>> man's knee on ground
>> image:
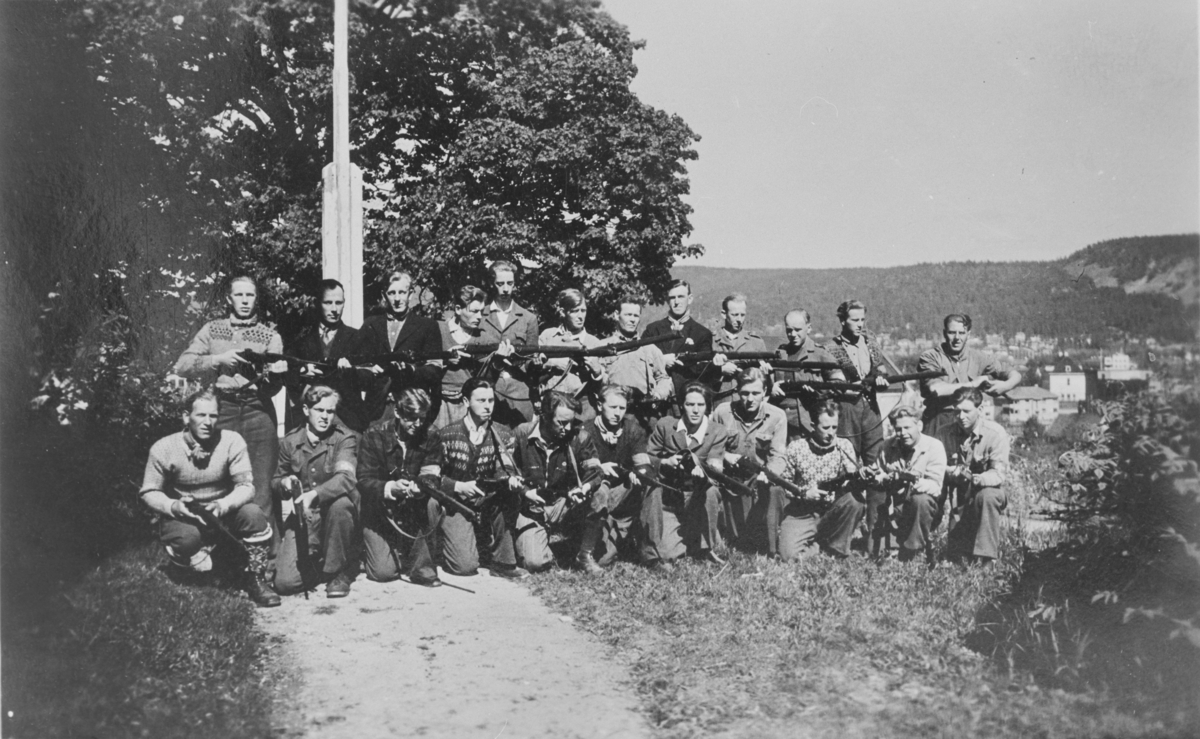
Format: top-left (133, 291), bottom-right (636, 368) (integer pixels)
top-left (974, 487), bottom-right (1005, 512)
top-left (161, 521), bottom-right (204, 558)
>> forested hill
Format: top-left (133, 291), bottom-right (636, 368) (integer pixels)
top-left (666, 235), bottom-right (1199, 342)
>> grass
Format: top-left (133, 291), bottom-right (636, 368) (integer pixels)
top-left (528, 486), bottom-right (1196, 738)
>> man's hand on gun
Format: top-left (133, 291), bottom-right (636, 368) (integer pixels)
top-left (173, 495), bottom-right (208, 523)
top-left (384, 478), bottom-right (420, 501)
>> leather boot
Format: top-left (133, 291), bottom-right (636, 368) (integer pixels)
top-left (574, 519), bottom-right (604, 575)
top-left (245, 542), bottom-right (281, 607)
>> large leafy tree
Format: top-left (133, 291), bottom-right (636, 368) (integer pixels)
top-left (74, 0), bottom-right (701, 340)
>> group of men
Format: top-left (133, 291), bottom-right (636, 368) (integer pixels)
top-left (141, 263), bottom-right (1022, 607)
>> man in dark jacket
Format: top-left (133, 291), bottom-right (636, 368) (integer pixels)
top-left (285, 279), bottom-right (366, 432)
top-left (478, 260), bottom-right (540, 426)
top-left (642, 279), bottom-right (715, 404)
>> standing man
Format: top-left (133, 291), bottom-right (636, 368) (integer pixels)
top-left (479, 260), bottom-right (540, 426)
top-left (272, 385), bottom-right (360, 598)
top-left (419, 377), bottom-right (528, 579)
top-left (537, 289), bottom-right (606, 418)
top-left (711, 293), bottom-right (769, 406)
top-left (139, 388), bottom-right (278, 607)
top-left (285, 279), bottom-right (365, 433)
top-left (597, 298), bottom-right (673, 429)
top-left (712, 368), bottom-right (788, 557)
top-left (642, 279), bottom-right (714, 404)
top-left (356, 271), bottom-right (443, 428)
top-left (511, 392), bottom-right (607, 574)
top-left (770, 309), bottom-right (845, 439)
top-left (944, 387), bottom-right (1010, 564)
top-left (436, 285), bottom-right (511, 430)
top-left (871, 406), bottom-right (947, 564)
top-left (357, 387), bottom-right (442, 586)
top-left (826, 300), bottom-right (891, 554)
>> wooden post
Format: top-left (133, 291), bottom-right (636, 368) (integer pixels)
top-left (322, 0), bottom-right (363, 326)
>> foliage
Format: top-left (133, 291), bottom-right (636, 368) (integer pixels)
top-left (70, 0), bottom-right (701, 342)
top-left (971, 389), bottom-right (1200, 718)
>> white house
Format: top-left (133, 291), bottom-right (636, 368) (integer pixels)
top-left (1047, 363), bottom-right (1089, 403)
top-left (999, 386), bottom-right (1060, 426)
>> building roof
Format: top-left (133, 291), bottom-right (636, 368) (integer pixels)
top-left (1004, 386), bottom-right (1058, 400)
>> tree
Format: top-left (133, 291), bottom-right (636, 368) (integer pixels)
top-left (72, 0), bottom-right (702, 341)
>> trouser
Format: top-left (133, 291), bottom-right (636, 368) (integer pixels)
top-left (361, 497), bottom-right (441, 583)
top-left (894, 493), bottom-right (940, 559)
top-left (275, 496), bottom-right (359, 594)
top-left (778, 492), bottom-right (866, 560)
top-left (159, 503), bottom-right (273, 567)
top-left (433, 396), bottom-right (468, 431)
top-left (864, 488), bottom-right (891, 557)
top-left (838, 396), bottom-right (884, 467)
top-left (946, 486), bottom-right (1007, 560)
top-left (924, 411), bottom-right (966, 531)
top-left (514, 484), bottom-right (622, 571)
top-left (595, 482), bottom-right (641, 566)
top-left (216, 397), bottom-right (279, 518)
top-left (722, 482), bottom-right (782, 556)
top-left (439, 504), bottom-right (516, 576)
top-left (639, 481), bottom-right (721, 563)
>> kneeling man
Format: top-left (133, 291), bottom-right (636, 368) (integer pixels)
top-left (944, 387), bottom-right (1010, 564)
top-left (140, 388), bottom-right (278, 607)
top-left (871, 406), bottom-right (946, 563)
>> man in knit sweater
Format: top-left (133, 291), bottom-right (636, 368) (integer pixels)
top-left (140, 388), bottom-right (279, 607)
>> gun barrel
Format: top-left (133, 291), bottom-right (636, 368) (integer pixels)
top-left (414, 478), bottom-right (481, 524)
top-left (771, 360), bottom-right (842, 371)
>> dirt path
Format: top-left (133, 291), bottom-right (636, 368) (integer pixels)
top-left (259, 568), bottom-right (651, 739)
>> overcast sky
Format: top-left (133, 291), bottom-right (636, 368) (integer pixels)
top-left (601, 0), bottom-right (1199, 269)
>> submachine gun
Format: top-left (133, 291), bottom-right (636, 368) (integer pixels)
top-left (281, 478), bottom-right (316, 599)
top-left (777, 370), bottom-right (946, 396)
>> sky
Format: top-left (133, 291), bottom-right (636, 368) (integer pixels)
top-left (601, 0), bottom-right (1199, 269)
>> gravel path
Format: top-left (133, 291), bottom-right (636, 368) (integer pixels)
top-left (260, 569), bottom-right (651, 739)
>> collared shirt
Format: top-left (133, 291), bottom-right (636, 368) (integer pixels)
top-left (675, 416), bottom-right (710, 449)
top-left (488, 300), bottom-right (512, 330)
top-left (386, 314), bottom-right (407, 350)
top-left (841, 335), bottom-right (871, 378)
top-left (877, 433), bottom-right (947, 496)
top-left (462, 413), bottom-right (487, 446)
top-left (711, 400), bottom-right (787, 476)
top-left (956, 418), bottom-right (1010, 489)
top-left (447, 316), bottom-right (473, 347)
top-left (598, 333), bottom-right (672, 398)
top-left (512, 418), bottom-right (602, 500)
top-left (918, 344), bottom-right (1008, 415)
top-left (319, 323), bottom-right (338, 350)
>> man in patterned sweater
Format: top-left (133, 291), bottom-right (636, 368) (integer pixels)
top-left (140, 388), bottom-right (279, 607)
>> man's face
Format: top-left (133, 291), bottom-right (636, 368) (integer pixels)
top-left (841, 308), bottom-right (866, 339)
top-left (812, 413), bottom-right (838, 446)
top-left (385, 278), bottom-right (412, 317)
top-left (493, 269), bottom-right (515, 300)
top-left (682, 391), bottom-right (707, 427)
top-left (893, 416), bottom-right (921, 448)
top-left (457, 300), bottom-right (485, 330)
top-left (737, 380), bottom-right (764, 414)
top-left (306, 395), bottom-right (339, 435)
top-left (394, 408), bottom-right (428, 441)
top-left (784, 315), bottom-right (810, 347)
top-left (723, 301), bottom-right (747, 334)
top-left (955, 398), bottom-right (982, 431)
top-left (546, 405), bottom-right (577, 442)
top-left (667, 286), bottom-right (691, 318)
top-left (467, 387), bottom-right (494, 424)
top-left (600, 393), bottom-right (627, 429)
top-left (186, 398), bottom-right (219, 442)
top-left (321, 287), bottom-right (345, 326)
top-left (944, 320), bottom-right (969, 354)
top-left (227, 279), bottom-right (257, 319)
top-left (564, 303), bottom-right (587, 332)
top-left (617, 303), bottom-right (642, 336)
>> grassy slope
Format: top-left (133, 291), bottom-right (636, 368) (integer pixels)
top-left (530, 526), bottom-right (1189, 738)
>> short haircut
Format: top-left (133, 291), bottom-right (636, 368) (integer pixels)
top-left (227, 275), bottom-right (256, 294)
top-left (462, 376), bottom-right (494, 401)
top-left (734, 366), bottom-right (768, 390)
top-left (784, 309), bottom-right (811, 326)
top-left (722, 293), bottom-right (748, 313)
top-left (598, 384), bottom-right (630, 403)
top-left (384, 270), bottom-right (412, 289)
top-left (540, 391), bottom-right (581, 423)
top-left (554, 288), bottom-right (586, 320)
top-left (836, 300), bottom-right (866, 322)
top-left (184, 387), bottom-right (219, 414)
top-left (319, 278), bottom-right (344, 298)
top-left (395, 387), bottom-right (432, 419)
top-left (890, 405), bottom-right (920, 422)
top-left (814, 399), bottom-right (840, 421)
top-left (944, 313), bottom-right (972, 331)
top-left (303, 384), bottom-right (340, 408)
top-left (453, 285), bottom-right (486, 309)
top-left (668, 279), bottom-right (691, 294)
top-left (951, 386), bottom-right (984, 409)
top-left (617, 295), bottom-right (644, 311)
top-left (680, 382), bottom-right (712, 412)
top-left (490, 260), bottom-right (518, 280)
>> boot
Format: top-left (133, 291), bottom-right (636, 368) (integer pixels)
top-left (574, 519), bottom-right (604, 575)
top-left (245, 542), bottom-right (281, 608)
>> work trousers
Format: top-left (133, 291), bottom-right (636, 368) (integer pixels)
top-left (439, 504), bottom-right (516, 576)
top-left (837, 396), bottom-right (884, 466)
top-left (778, 493), bottom-right (865, 561)
top-left (894, 493), bottom-right (940, 559)
top-left (514, 484), bottom-right (623, 571)
top-left (946, 486), bottom-right (1007, 560)
top-left (722, 482), bottom-right (783, 557)
top-left (275, 496), bottom-right (358, 594)
top-left (159, 503), bottom-right (272, 563)
top-left (639, 480), bottom-right (722, 563)
top-left (361, 497), bottom-right (441, 583)
top-left (217, 397), bottom-right (279, 518)
top-left (433, 396), bottom-right (469, 431)
top-left (594, 482), bottom-right (642, 566)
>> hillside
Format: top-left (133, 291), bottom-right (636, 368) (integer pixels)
top-left (665, 235), bottom-right (1198, 343)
